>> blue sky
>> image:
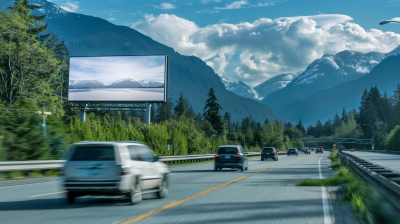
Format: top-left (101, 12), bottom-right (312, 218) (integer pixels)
top-left (50, 0), bottom-right (400, 86)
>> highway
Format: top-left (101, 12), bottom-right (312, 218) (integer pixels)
top-left (0, 153), bottom-right (357, 224)
top-left (352, 151), bottom-right (400, 173)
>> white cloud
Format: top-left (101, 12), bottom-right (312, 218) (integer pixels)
top-left (277, 14), bottom-right (353, 26)
top-left (196, 9), bottom-right (220, 14)
top-left (59, 1), bottom-right (79, 12)
top-left (108, 18), bottom-right (117, 21)
top-left (201, 0), bottom-right (222, 4)
top-left (215, 0), bottom-right (248, 9)
top-left (154, 2), bottom-right (176, 10)
top-left (132, 14), bottom-right (400, 86)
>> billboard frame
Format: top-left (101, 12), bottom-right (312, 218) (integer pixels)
top-left (67, 54), bottom-right (169, 104)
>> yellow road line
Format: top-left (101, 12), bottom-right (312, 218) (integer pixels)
top-left (117, 155), bottom-right (311, 224)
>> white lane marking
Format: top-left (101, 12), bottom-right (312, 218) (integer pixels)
top-left (319, 156), bottom-right (332, 224)
top-left (0, 181), bottom-right (60, 188)
top-left (29, 191), bottom-right (66, 198)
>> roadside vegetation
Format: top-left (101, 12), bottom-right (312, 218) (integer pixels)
top-left (297, 150), bottom-right (399, 223)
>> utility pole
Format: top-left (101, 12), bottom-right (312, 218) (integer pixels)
top-left (243, 134), bottom-right (247, 150)
top-left (170, 125), bottom-right (178, 155)
top-left (42, 103), bottom-right (47, 137)
top-left (211, 134), bottom-right (216, 154)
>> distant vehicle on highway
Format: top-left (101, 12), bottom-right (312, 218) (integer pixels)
top-left (261, 147), bottom-right (279, 161)
top-left (316, 147), bottom-right (324, 153)
top-left (62, 141), bottom-right (169, 204)
top-left (287, 148), bottom-right (298, 156)
top-left (215, 145), bottom-right (248, 171)
top-left (304, 148), bottom-right (311, 154)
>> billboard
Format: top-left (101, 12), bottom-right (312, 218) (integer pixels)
top-left (68, 55), bottom-right (168, 103)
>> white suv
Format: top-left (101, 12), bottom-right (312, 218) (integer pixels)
top-left (62, 141), bottom-right (169, 204)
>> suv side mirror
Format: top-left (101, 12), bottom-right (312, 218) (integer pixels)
top-left (153, 156), bottom-right (159, 162)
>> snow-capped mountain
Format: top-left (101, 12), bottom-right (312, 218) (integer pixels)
top-left (221, 76), bottom-right (263, 101)
top-left (261, 47), bottom-right (400, 111)
top-left (69, 80), bottom-right (105, 89)
top-left (138, 80), bottom-right (164, 87)
top-left (254, 72), bottom-right (301, 98)
top-left (69, 79), bottom-right (164, 89)
top-left (1, 0), bottom-right (68, 18)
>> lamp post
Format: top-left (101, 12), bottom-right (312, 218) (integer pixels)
top-left (363, 124), bottom-right (375, 150)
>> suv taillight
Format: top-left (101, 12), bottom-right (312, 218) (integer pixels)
top-left (235, 154), bottom-right (242, 157)
top-left (272, 151), bottom-right (276, 153)
top-left (287, 150), bottom-right (289, 152)
top-left (215, 154), bottom-right (221, 157)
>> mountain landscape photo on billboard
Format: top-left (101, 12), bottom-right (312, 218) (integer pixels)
top-left (68, 55), bottom-right (166, 102)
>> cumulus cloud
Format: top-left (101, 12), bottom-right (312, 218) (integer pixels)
top-left (215, 0), bottom-right (248, 9)
top-left (154, 2), bottom-right (176, 9)
top-left (59, 1), bottom-right (79, 12)
top-left (132, 14), bottom-right (400, 86)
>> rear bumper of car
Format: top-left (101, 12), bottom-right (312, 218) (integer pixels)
top-left (64, 180), bottom-right (127, 195)
top-left (261, 155), bottom-right (277, 158)
top-left (215, 163), bottom-right (243, 168)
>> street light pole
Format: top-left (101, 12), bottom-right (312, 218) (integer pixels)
top-left (363, 124), bottom-right (375, 150)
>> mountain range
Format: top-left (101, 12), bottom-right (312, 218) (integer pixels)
top-left (254, 72), bottom-right (301, 99)
top-left (69, 79), bottom-right (164, 89)
top-left (260, 49), bottom-right (397, 112)
top-left (220, 76), bottom-right (263, 100)
top-left (0, 0), bottom-right (278, 122)
top-left (279, 54), bottom-right (400, 124)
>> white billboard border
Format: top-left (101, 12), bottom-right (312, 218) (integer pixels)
top-left (67, 54), bottom-right (169, 104)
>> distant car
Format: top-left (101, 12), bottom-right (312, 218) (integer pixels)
top-left (261, 147), bottom-right (279, 161)
top-left (287, 148), bottom-right (298, 156)
top-left (311, 148), bottom-right (315, 151)
top-left (304, 148), bottom-right (311, 154)
top-left (316, 147), bottom-right (324, 153)
top-left (215, 145), bottom-right (248, 171)
top-left (62, 141), bottom-right (170, 205)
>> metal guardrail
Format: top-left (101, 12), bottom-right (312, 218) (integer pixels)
top-left (0, 152), bottom-right (285, 172)
top-left (339, 152), bottom-right (400, 211)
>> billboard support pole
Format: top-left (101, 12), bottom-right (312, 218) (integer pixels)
top-left (145, 103), bottom-right (151, 126)
top-left (80, 111), bottom-right (86, 122)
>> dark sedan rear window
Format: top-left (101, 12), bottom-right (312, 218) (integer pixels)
top-left (262, 148), bottom-right (274, 152)
top-left (70, 146), bottom-right (115, 161)
top-left (217, 147), bottom-right (238, 154)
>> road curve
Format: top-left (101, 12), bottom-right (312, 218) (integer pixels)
top-left (0, 153), bottom-right (355, 224)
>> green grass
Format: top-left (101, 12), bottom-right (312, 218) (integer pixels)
top-left (296, 166), bottom-right (352, 186)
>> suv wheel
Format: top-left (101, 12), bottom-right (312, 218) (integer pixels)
top-left (157, 178), bottom-right (168, 199)
top-left (128, 183), bottom-right (142, 205)
top-left (261, 158), bottom-right (264, 161)
top-left (240, 165), bottom-right (244, 171)
top-left (67, 192), bottom-right (76, 204)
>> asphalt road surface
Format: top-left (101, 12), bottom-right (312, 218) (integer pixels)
top-left (0, 152), bottom-right (358, 224)
top-left (352, 151), bottom-right (400, 173)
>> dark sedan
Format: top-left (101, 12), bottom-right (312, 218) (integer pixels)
top-left (287, 148), bottom-right (298, 156)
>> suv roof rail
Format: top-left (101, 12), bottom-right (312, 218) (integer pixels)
top-left (117, 140), bottom-right (143, 144)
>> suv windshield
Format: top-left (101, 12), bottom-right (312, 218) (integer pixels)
top-left (217, 147), bottom-right (239, 154)
top-left (70, 146), bottom-right (115, 161)
top-left (262, 148), bottom-right (274, 152)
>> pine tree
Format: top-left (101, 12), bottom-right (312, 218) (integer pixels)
top-left (156, 98), bottom-right (173, 122)
top-left (264, 118), bottom-right (270, 125)
top-left (333, 112), bottom-right (341, 128)
top-left (295, 118), bottom-right (306, 135)
top-left (315, 120), bottom-right (323, 138)
top-left (203, 88), bottom-right (224, 134)
top-left (341, 108), bottom-right (348, 123)
top-left (223, 111), bottom-right (232, 130)
top-left (174, 93), bottom-right (188, 116)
